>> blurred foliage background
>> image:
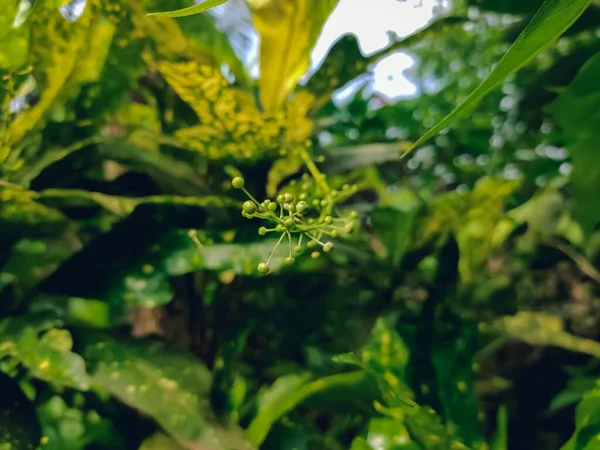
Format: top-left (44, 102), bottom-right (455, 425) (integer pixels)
top-left (1, 0), bottom-right (600, 449)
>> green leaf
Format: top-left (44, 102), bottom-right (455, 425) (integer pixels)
top-left (249, 0), bottom-right (339, 112)
top-left (364, 418), bottom-right (419, 450)
top-left (404, 0), bottom-right (591, 156)
top-left (546, 52), bottom-right (600, 235)
top-left (0, 315), bottom-right (90, 390)
top-left (147, 0), bottom-right (228, 17)
top-left (37, 396), bottom-right (126, 450)
top-left (371, 203), bottom-right (418, 267)
top-left (482, 312), bottom-right (600, 358)
top-left (247, 371), bottom-right (371, 446)
top-left (362, 318), bottom-right (410, 379)
top-left (81, 334), bottom-right (215, 446)
top-left (561, 387), bottom-right (600, 450)
top-left (0, 372), bottom-right (41, 450)
top-left (139, 433), bottom-right (186, 450)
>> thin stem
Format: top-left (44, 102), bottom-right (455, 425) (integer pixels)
top-left (188, 230), bottom-right (204, 249)
top-left (300, 148), bottom-right (330, 195)
top-left (241, 186), bottom-right (262, 207)
top-left (266, 232), bottom-right (286, 265)
top-left (305, 233), bottom-right (325, 247)
top-left (286, 230), bottom-right (293, 257)
top-left (548, 239), bottom-right (600, 284)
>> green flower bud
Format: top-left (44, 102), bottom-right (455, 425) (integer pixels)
top-left (331, 230), bottom-right (339, 238)
top-left (324, 216), bottom-right (333, 225)
top-left (331, 190), bottom-right (339, 198)
top-left (283, 218), bottom-right (295, 229)
top-left (243, 200), bottom-right (256, 214)
top-left (307, 240), bottom-right (317, 249)
top-left (294, 246), bottom-right (303, 254)
top-left (299, 193), bottom-right (307, 200)
top-left (323, 242), bottom-right (334, 253)
top-left (320, 199), bottom-right (329, 208)
top-left (258, 226), bottom-right (267, 236)
top-left (296, 201), bottom-right (309, 214)
top-left (284, 193), bottom-right (294, 203)
top-left (268, 201), bottom-right (278, 211)
top-left (311, 251), bottom-right (320, 259)
top-left (232, 177), bottom-right (245, 189)
top-left (284, 256), bottom-right (295, 266)
top-left (277, 195), bottom-right (285, 203)
top-left (349, 210), bottom-right (358, 219)
top-left (257, 263), bottom-right (270, 274)
top-left (342, 184), bottom-right (350, 191)
top-left (276, 224), bottom-right (284, 232)
top-left (312, 199), bottom-right (320, 207)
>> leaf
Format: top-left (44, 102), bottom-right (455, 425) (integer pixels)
top-left (0, 315), bottom-right (90, 390)
top-left (322, 143), bottom-right (408, 175)
top-left (362, 318), bottom-right (410, 379)
top-left (546, 52), bottom-right (600, 235)
top-left (371, 203), bottom-right (418, 267)
top-left (404, 0), bottom-right (591, 156)
top-left (81, 334), bottom-right (215, 447)
top-left (9, 3), bottom-right (93, 146)
top-left (249, 0), bottom-right (339, 112)
top-left (37, 396), bottom-right (126, 450)
top-left (139, 433), bottom-right (187, 450)
top-left (0, 372), bottom-right (41, 450)
top-left (247, 371), bottom-right (370, 446)
top-left (482, 312), bottom-right (600, 358)
top-left (147, 0), bottom-right (229, 17)
top-left (0, 184), bottom-right (67, 237)
top-left (363, 418), bottom-right (419, 450)
top-left (561, 387), bottom-right (600, 450)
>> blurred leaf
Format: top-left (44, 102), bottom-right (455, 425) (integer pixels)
top-left (0, 372), bottom-right (41, 450)
top-left (371, 202), bottom-right (418, 267)
top-left (550, 377), bottom-right (599, 412)
top-left (405, 0), bottom-right (591, 155)
top-left (491, 405), bottom-right (508, 450)
top-left (139, 432), bottom-right (186, 449)
top-left (37, 396), bottom-right (126, 450)
top-left (561, 387), bottom-right (600, 450)
top-left (363, 418), bottom-right (418, 450)
top-left (322, 143), bottom-right (407, 174)
top-left (247, 371), bottom-right (370, 446)
top-left (0, 184), bottom-right (67, 237)
top-left (483, 312), bottom-right (600, 357)
top-left (81, 334), bottom-right (215, 446)
top-left (362, 318), bottom-right (410, 379)
top-left (546, 52), bottom-right (600, 235)
top-left (9, 3), bottom-right (93, 146)
top-left (249, 0), bottom-right (338, 112)
top-left (0, 315), bottom-right (89, 390)
top-left (148, 0), bottom-right (228, 17)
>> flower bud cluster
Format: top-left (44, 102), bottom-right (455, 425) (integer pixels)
top-left (231, 175), bottom-right (358, 275)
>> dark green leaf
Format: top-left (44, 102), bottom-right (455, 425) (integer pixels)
top-left (546, 52), bottom-right (600, 235)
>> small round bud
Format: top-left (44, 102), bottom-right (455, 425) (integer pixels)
top-left (258, 226), bottom-right (267, 236)
top-left (349, 210), bottom-right (358, 219)
top-left (311, 251), bottom-right (320, 259)
top-left (331, 190), bottom-right (339, 198)
top-left (268, 202), bottom-right (278, 211)
top-left (283, 218), bottom-right (295, 229)
top-left (242, 200), bottom-right (256, 214)
top-left (324, 216), bottom-right (333, 225)
top-left (323, 242), bottom-right (334, 253)
top-left (232, 177), bottom-right (245, 189)
top-left (277, 195), bottom-right (285, 204)
top-left (312, 199), bottom-right (320, 207)
top-left (289, 180), bottom-right (297, 187)
top-left (331, 230), bottom-right (339, 238)
top-left (275, 224), bottom-right (284, 232)
top-left (299, 193), bottom-right (307, 200)
top-left (342, 184), bottom-right (350, 191)
top-left (257, 263), bottom-right (270, 274)
top-left (301, 183), bottom-right (310, 191)
top-left (284, 193), bottom-right (293, 203)
top-left (320, 199), bottom-right (329, 208)
top-left (307, 218), bottom-right (314, 225)
top-left (294, 246), bottom-right (303, 254)
top-left (351, 184), bottom-right (358, 192)
top-left (307, 240), bottom-right (317, 249)
top-left (296, 201), bottom-right (309, 214)
top-left (284, 256), bottom-right (295, 266)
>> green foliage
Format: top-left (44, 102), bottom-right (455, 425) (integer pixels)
top-left (405, 0), bottom-right (592, 154)
top-left (1, 0), bottom-right (600, 449)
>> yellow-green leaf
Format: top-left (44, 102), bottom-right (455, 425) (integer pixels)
top-left (250, 0), bottom-right (338, 112)
top-left (404, 0), bottom-right (591, 156)
top-left (147, 0), bottom-right (228, 17)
